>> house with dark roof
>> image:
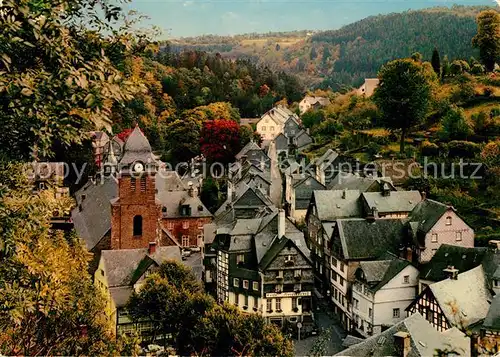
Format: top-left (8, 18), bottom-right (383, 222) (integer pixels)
top-left (235, 140), bottom-right (270, 170)
top-left (328, 218), bottom-right (407, 331)
top-left (406, 266), bottom-right (491, 332)
top-left (335, 312), bottom-right (470, 357)
top-left (212, 210), bottom-right (315, 332)
top-left (406, 199), bottom-right (474, 263)
top-left (351, 255), bottom-right (419, 337)
top-left (328, 172), bottom-right (396, 193)
top-left (284, 173), bottom-right (326, 222)
top-left (361, 190), bottom-right (422, 219)
top-left (93, 244), bottom-right (203, 336)
top-left (418, 244), bottom-right (499, 293)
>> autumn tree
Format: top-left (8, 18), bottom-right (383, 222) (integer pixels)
top-left (200, 119), bottom-right (241, 164)
top-left (374, 59), bottom-right (434, 153)
top-left (472, 10), bottom-right (500, 72)
top-left (0, 0), bottom-right (146, 160)
top-left (0, 162), bottom-right (125, 355)
top-left (431, 48), bottom-right (441, 76)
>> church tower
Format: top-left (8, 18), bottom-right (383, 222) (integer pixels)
top-left (110, 126), bottom-right (161, 249)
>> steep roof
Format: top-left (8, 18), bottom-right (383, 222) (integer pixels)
top-left (362, 191), bottom-right (421, 214)
top-left (419, 244), bottom-right (490, 282)
top-left (358, 258), bottom-right (412, 292)
top-left (337, 218), bottom-right (405, 260)
top-left (428, 266), bottom-right (491, 329)
top-left (235, 141), bottom-right (262, 160)
top-left (156, 169), bottom-right (187, 192)
top-left (314, 148), bottom-right (339, 167)
top-left (101, 246), bottom-right (181, 287)
top-left (483, 294), bottom-right (500, 332)
top-left (335, 313), bottom-right (469, 357)
top-left (156, 190), bottom-right (212, 218)
top-left (312, 190), bottom-right (362, 221)
top-left (408, 199), bottom-right (454, 234)
top-left (293, 175), bottom-right (326, 210)
top-left (71, 176), bottom-right (118, 250)
top-left (119, 126), bottom-right (157, 166)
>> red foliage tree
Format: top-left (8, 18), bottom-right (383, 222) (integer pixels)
top-left (200, 119), bottom-right (241, 164)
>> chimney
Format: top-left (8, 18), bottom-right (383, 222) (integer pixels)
top-left (443, 266), bottom-right (459, 280)
top-left (278, 209), bottom-right (285, 239)
top-left (394, 331), bottom-right (411, 357)
top-left (148, 241), bottom-right (157, 254)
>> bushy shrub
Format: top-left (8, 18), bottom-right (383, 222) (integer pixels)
top-left (439, 106), bottom-right (472, 141)
top-left (421, 140), bottom-right (439, 156)
top-left (447, 140), bottom-right (481, 158)
top-left (471, 63), bottom-right (485, 75)
top-left (366, 142), bottom-right (382, 157)
top-left (450, 82), bottom-right (476, 104)
top-left (404, 145), bottom-right (417, 158)
top-left (450, 60), bottom-right (470, 75)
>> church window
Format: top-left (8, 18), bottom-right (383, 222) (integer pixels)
top-left (130, 178), bottom-right (136, 191)
top-left (140, 177), bottom-right (146, 192)
top-left (133, 215), bottom-right (143, 236)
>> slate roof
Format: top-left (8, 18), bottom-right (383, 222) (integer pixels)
top-left (337, 218), bottom-right (406, 260)
top-left (314, 149), bottom-right (339, 167)
top-left (483, 294), bottom-right (500, 332)
top-left (358, 258), bottom-right (412, 292)
top-left (102, 246), bottom-right (181, 287)
top-left (295, 129), bottom-right (313, 149)
top-left (293, 175), bottom-right (326, 210)
top-left (428, 266), bottom-right (491, 329)
top-left (408, 199), bottom-right (454, 234)
top-left (109, 286), bottom-right (134, 308)
top-left (335, 313), bottom-right (470, 357)
top-left (235, 141), bottom-right (262, 160)
top-left (362, 191), bottom-right (421, 214)
top-left (419, 244), bottom-right (490, 282)
top-left (329, 172), bottom-right (395, 192)
top-left (322, 222), bottom-right (336, 240)
top-left (204, 223), bottom-right (218, 245)
top-left (311, 190), bottom-right (362, 221)
top-left (341, 335), bottom-right (364, 348)
top-left (156, 169), bottom-right (187, 192)
top-left (156, 190), bottom-right (212, 218)
top-left (119, 126), bottom-right (158, 167)
top-left (71, 176), bottom-right (118, 250)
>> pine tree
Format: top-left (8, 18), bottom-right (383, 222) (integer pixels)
top-left (431, 48), bottom-right (441, 76)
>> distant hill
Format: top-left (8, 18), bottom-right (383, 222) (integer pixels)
top-left (165, 5), bottom-right (492, 89)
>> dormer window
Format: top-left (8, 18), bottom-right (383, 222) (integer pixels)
top-left (198, 205), bottom-right (203, 212)
top-left (446, 216), bottom-right (452, 226)
top-left (181, 205), bottom-right (191, 216)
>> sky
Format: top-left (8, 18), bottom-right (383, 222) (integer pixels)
top-left (125, 0), bottom-right (494, 38)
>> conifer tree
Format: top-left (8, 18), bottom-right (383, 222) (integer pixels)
top-left (431, 48), bottom-right (441, 76)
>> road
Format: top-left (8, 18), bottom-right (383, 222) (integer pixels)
top-left (267, 140), bottom-right (283, 207)
top-left (294, 300), bottom-right (346, 356)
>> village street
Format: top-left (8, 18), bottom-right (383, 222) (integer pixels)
top-left (294, 299), bottom-right (346, 356)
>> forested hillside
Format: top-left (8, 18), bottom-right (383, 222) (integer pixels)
top-left (168, 5), bottom-right (491, 88)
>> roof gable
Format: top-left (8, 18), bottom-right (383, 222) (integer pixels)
top-left (312, 189), bottom-right (362, 221)
top-left (362, 191), bottom-right (421, 214)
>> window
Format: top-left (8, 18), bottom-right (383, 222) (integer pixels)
top-left (276, 298), bottom-right (282, 311)
top-left (277, 270), bottom-right (283, 279)
top-left (130, 178), bottom-right (136, 191)
top-left (140, 177), bottom-right (146, 192)
top-left (331, 257), bottom-right (337, 267)
top-left (294, 283), bottom-right (301, 291)
top-left (253, 296), bottom-right (258, 309)
top-left (340, 277), bottom-right (344, 286)
top-left (243, 280), bottom-right (249, 289)
top-left (244, 294), bottom-right (249, 307)
top-left (393, 308), bottom-right (400, 318)
top-left (294, 270), bottom-right (301, 278)
top-left (253, 282), bottom-right (259, 291)
top-left (262, 126), bottom-right (266, 131)
top-left (235, 293), bottom-right (239, 306)
top-left (183, 221), bottom-right (189, 229)
top-left (353, 298), bottom-right (359, 309)
top-left (270, 126), bottom-right (275, 131)
top-left (292, 298), bottom-right (298, 310)
top-left (168, 221), bottom-right (174, 230)
top-left (233, 278), bottom-right (239, 287)
top-left (267, 299), bottom-right (272, 312)
top-left (133, 215), bottom-right (143, 236)
top-left (446, 216), bottom-right (452, 226)
top-left (198, 222), bottom-right (204, 229)
top-left (368, 308), bottom-right (373, 318)
top-left (332, 271), bottom-right (337, 282)
top-left (182, 236), bottom-right (189, 247)
top-left (431, 233), bottom-right (438, 243)
top-left (340, 262), bottom-right (344, 272)
top-left (403, 275), bottom-right (410, 284)
top-left (456, 231), bottom-right (462, 241)
top-left (237, 254), bottom-right (245, 264)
